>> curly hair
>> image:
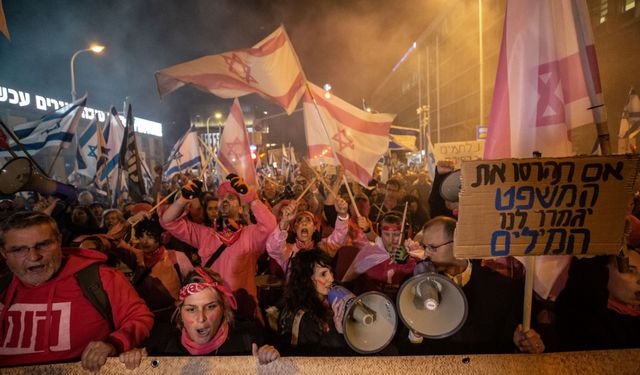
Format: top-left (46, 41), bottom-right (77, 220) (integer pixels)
top-left (134, 214), bottom-right (163, 243)
top-left (173, 268), bottom-right (235, 329)
top-left (282, 249), bottom-right (333, 325)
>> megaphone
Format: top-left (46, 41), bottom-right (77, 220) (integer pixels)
top-left (328, 286), bottom-right (397, 354)
top-left (0, 157), bottom-right (78, 201)
top-left (439, 170), bottom-right (461, 202)
top-left (396, 272), bottom-right (468, 338)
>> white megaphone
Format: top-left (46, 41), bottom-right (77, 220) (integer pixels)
top-left (396, 269), bottom-right (468, 338)
top-left (328, 286), bottom-right (397, 354)
top-left (439, 170), bottom-right (461, 202)
top-left (0, 157), bottom-right (78, 201)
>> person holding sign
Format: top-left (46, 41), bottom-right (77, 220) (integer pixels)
top-left (407, 216), bottom-right (545, 355)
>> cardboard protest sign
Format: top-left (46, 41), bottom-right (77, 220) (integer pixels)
top-left (455, 155), bottom-right (640, 258)
top-left (433, 140), bottom-right (485, 169)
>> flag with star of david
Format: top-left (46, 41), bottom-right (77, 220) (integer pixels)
top-left (164, 130), bottom-right (204, 179)
top-left (216, 98), bottom-right (257, 188)
top-left (76, 117), bottom-right (99, 178)
top-left (95, 107), bottom-right (125, 199)
top-left (155, 25), bottom-right (306, 115)
top-left (303, 82), bottom-right (394, 186)
top-left (484, 0), bottom-right (605, 159)
top-left (482, 0), bottom-right (606, 301)
top-left (0, 95), bottom-right (87, 157)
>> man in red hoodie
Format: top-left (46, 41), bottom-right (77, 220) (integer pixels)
top-left (0, 212), bottom-right (153, 370)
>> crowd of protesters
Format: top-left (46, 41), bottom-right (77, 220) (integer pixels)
top-left (0, 159), bottom-right (638, 370)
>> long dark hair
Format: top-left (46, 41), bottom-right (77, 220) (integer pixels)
top-left (282, 249), bottom-right (333, 323)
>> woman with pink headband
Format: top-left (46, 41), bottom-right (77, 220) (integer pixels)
top-left (118, 267), bottom-right (279, 368)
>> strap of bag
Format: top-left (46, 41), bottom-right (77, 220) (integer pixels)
top-left (291, 309), bottom-right (306, 347)
top-left (204, 243), bottom-right (228, 269)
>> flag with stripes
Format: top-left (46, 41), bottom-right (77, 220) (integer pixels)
top-left (389, 125), bottom-right (419, 151)
top-left (164, 130), bottom-right (204, 179)
top-left (303, 82), bottom-right (394, 186)
top-left (95, 107), bottom-right (125, 197)
top-left (155, 25), bottom-right (305, 115)
top-left (0, 95), bottom-right (87, 157)
top-left (76, 118), bottom-right (99, 177)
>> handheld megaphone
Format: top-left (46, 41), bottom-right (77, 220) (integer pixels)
top-left (396, 271), bottom-right (468, 338)
top-left (328, 286), bottom-right (397, 354)
top-left (439, 170), bottom-right (461, 202)
top-left (0, 157), bottom-right (78, 201)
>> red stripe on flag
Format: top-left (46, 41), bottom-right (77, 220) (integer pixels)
top-left (307, 91), bottom-right (391, 136)
top-left (307, 144), bottom-right (373, 185)
top-left (177, 72), bottom-right (304, 112)
top-left (246, 29), bottom-right (287, 57)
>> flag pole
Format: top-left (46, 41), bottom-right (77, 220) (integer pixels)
top-left (342, 175), bottom-right (361, 218)
top-left (294, 177), bottom-right (317, 204)
top-left (47, 146), bottom-right (65, 176)
top-left (0, 119), bottom-right (49, 176)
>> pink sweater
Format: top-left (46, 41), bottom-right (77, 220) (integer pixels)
top-left (266, 216), bottom-right (350, 276)
top-left (160, 200), bottom-right (276, 322)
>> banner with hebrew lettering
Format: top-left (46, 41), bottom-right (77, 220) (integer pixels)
top-left (433, 140), bottom-right (485, 169)
top-left (455, 155), bottom-right (640, 258)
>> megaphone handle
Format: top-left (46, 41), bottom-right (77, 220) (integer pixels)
top-left (52, 182), bottom-right (78, 202)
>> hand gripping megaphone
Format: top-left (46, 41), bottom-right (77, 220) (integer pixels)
top-left (0, 157), bottom-right (78, 201)
top-left (328, 286), bottom-right (397, 354)
top-left (396, 269), bottom-right (468, 338)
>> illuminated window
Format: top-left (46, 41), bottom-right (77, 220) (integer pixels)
top-left (623, 0), bottom-right (635, 11)
top-left (600, 0), bottom-right (608, 23)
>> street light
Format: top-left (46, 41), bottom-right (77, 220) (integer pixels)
top-left (205, 112), bottom-right (223, 146)
top-left (70, 44), bottom-right (106, 101)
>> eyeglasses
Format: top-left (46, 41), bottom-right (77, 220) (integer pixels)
top-left (3, 239), bottom-right (58, 258)
top-left (423, 240), bottom-right (453, 252)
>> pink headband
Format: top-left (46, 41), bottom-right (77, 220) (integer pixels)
top-left (381, 224), bottom-right (402, 231)
top-left (179, 268), bottom-right (238, 310)
top-left (216, 181), bottom-right (239, 200)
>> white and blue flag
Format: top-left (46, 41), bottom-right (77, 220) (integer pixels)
top-left (164, 130), bottom-right (203, 179)
top-left (0, 95), bottom-right (87, 157)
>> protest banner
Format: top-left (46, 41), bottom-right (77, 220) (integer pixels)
top-left (455, 155), bottom-right (640, 258)
top-left (433, 140), bottom-right (485, 169)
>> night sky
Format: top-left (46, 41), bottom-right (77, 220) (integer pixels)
top-left (0, 0), bottom-right (437, 147)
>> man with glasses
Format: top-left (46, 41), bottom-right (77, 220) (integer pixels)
top-left (0, 212), bottom-right (153, 370)
top-left (409, 216), bottom-right (545, 355)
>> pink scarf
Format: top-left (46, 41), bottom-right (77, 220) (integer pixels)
top-left (295, 238), bottom-right (314, 250)
top-left (181, 320), bottom-right (230, 355)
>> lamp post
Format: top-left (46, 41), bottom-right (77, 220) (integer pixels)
top-left (206, 112), bottom-right (223, 146)
top-left (70, 44), bottom-right (105, 101)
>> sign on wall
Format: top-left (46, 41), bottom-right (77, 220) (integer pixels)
top-left (455, 155), bottom-right (640, 258)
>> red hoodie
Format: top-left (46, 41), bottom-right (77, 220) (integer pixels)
top-left (0, 248), bottom-right (153, 367)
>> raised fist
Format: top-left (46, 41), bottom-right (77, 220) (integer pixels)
top-left (181, 179), bottom-right (203, 200)
top-left (226, 173), bottom-right (257, 203)
top-left (227, 173), bottom-right (249, 194)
